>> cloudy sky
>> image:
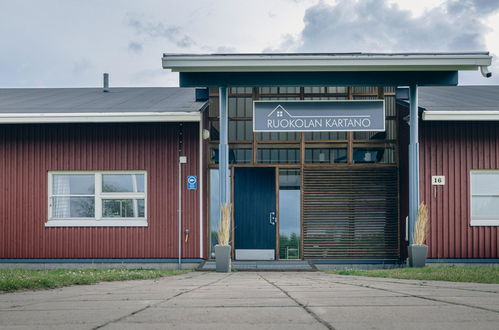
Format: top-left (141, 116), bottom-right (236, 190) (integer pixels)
top-left (1, 0), bottom-right (498, 88)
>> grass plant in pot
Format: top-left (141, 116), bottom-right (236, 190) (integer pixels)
top-left (409, 202), bottom-right (429, 267)
top-left (215, 203), bottom-right (231, 273)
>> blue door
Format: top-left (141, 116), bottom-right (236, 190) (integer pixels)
top-left (234, 167), bottom-right (276, 260)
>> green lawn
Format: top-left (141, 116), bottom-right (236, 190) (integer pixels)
top-left (327, 267), bottom-right (499, 284)
top-left (0, 269), bottom-right (190, 293)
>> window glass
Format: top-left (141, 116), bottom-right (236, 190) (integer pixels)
top-left (102, 174), bottom-right (145, 193)
top-left (305, 148), bottom-right (347, 164)
top-left (52, 174), bottom-right (94, 195)
top-left (257, 147), bottom-right (300, 164)
top-left (471, 171), bottom-right (499, 224)
top-left (472, 196), bottom-right (499, 219)
top-left (209, 169), bottom-right (220, 258)
top-left (49, 172), bottom-right (147, 223)
top-left (472, 172), bottom-right (499, 195)
top-left (353, 148), bottom-right (395, 164)
top-left (52, 197), bottom-right (95, 218)
top-left (103, 199), bottom-right (145, 218)
top-left (279, 169), bottom-right (301, 260)
top-left (304, 132), bottom-right (347, 140)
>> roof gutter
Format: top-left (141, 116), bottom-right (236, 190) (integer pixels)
top-left (423, 110), bottom-right (499, 121)
top-left (0, 111), bottom-right (202, 124)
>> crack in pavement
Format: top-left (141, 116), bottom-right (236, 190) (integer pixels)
top-left (310, 274), bottom-right (499, 315)
top-left (258, 273), bottom-right (335, 330)
top-left (92, 272), bottom-right (232, 329)
top-left (329, 275), bottom-right (499, 295)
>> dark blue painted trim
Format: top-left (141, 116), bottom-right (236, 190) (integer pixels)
top-left (0, 258), bottom-right (203, 263)
top-left (179, 71), bottom-right (458, 87)
top-left (427, 259), bottom-right (499, 263)
top-left (312, 259), bottom-right (402, 265)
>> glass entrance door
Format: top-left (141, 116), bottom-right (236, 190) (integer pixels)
top-left (278, 169), bottom-right (301, 259)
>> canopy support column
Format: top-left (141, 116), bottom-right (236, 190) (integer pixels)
top-left (219, 87), bottom-right (230, 206)
top-left (408, 84), bottom-right (420, 246)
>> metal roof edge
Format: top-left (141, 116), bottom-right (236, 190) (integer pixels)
top-left (162, 52), bottom-right (492, 73)
top-left (0, 111), bottom-right (201, 124)
top-left (423, 110), bottom-right (499, 121)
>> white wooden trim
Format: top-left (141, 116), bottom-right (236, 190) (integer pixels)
top-left (0, 112), bottom-right (201, 124)
top-left (45, 220), bottom-right (148, 227)
top-left (235, 249), bottom-right (275, 260)
top-left (46, 171), bottom-right (148, 226)
top-left (423, 111), bottom-right (499, 121)
top-left (470, 170), bottom-right (499, 227)
top-left (471, 220), bottom-right (499, 226)
top-left (162, 53), bottom-right (492, 72)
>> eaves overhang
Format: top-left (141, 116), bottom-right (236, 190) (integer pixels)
top-left (0, 111), bottom-right (202, 124)
top-left (162, 52), bottom-right (492, 73)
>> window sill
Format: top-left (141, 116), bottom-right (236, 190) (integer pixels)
top-left (45, 219), bottom-right (148, 227)
top-left (471, 220), bottom-right (499, 226)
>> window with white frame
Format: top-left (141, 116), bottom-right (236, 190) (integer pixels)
top-left (470, 170), bottom-right (499, 226)
top-left (47, 171), bottom-right (147, 227)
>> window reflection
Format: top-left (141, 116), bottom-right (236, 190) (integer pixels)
top-left (209, 169), bottom-right (220, 258)
top-left (279, 169), bottom-right (301, 259)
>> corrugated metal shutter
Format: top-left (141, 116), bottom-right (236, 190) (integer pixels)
top-left (303, 167), bottom-right (399, 259)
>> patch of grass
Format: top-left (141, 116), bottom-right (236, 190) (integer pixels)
top-left (327, 267), bottom-right (499, 284)
top-left (0, 269), bottom-right (190, 293)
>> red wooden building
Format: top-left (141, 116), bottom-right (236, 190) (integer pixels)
top-left (1, 83), bottom-right (498, 267)
top-left (0, 87), bottom-right (207, 267)
top-left (398, 86), bottom-right (499, 261)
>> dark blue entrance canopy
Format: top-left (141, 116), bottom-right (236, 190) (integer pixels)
top-left (162, 52), bottom-right (492, 87)
top-left (178, 71), bottom-right (458, 87)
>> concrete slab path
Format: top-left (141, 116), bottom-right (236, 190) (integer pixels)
top-left (1, 271), bottom-right (499, 329)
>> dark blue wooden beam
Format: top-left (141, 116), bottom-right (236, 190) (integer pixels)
top-left (179, 71), bottom-right (458, 87)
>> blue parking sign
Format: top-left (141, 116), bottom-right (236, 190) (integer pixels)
top-left (187, 176), bottom-right (197, 190)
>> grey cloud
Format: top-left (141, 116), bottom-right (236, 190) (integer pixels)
top-left (128, 41), bottom-right (143, 53)
top-left (127, 17), bottom-right (195, 48)
top-left (285, 0), bottom-right (497, 53)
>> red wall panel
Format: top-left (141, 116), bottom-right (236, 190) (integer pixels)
top-left (0, 122), bottom-right (200, 259)
top-left (419, 121), bottom-right (499, 259)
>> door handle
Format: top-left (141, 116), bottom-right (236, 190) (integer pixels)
top-left (269, 211), bottom-right (276, 226)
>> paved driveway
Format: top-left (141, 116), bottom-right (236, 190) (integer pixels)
top-left (1, 271), bottom-right (499, 329)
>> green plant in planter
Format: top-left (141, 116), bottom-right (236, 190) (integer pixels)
top-left (409, 202), bottom-right (429, 267)
top-left (215, 203), bottom-right (231, 272)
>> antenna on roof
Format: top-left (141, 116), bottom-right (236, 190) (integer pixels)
top-left (103, 73), bottom-right (109, 92)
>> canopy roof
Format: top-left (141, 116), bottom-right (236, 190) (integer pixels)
top-left (162, 52), bottom-right (492, 87)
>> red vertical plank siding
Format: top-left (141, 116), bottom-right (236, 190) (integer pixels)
top-left (420, 121), bottom-right (499, 259)
top-left (0, 122), bottom-right (201, 259)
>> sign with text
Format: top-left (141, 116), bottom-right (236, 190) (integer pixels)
top-left (253, 100), bottom-right (385, 132)
top-left (431, 176), bottom-right (445, 185)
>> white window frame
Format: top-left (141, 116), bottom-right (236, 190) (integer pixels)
top-left (46, 171), bottom-right (148, 227)
top-left (470, 170), bottom-right (499, 226)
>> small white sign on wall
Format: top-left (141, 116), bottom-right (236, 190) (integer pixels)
top-left (432, 176), bottom-right (445, 185)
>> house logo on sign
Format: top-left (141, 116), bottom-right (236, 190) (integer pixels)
top-left (268, 105), bottom-right (292, 118)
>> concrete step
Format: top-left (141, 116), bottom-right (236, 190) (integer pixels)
top-left (197, 260), bottom-right (317, 272)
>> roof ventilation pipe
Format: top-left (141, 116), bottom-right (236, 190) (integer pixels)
top-left (103, 73), bottom-right (109, 92)
top-left (480, 66), bottom-right (492, 78)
